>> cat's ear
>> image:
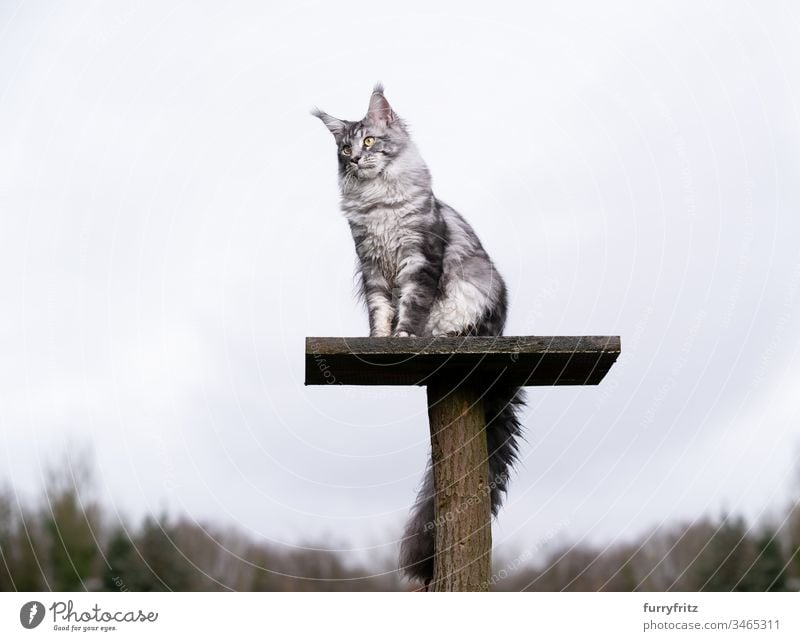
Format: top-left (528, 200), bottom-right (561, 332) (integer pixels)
top-left (366, 83), bottom-right (395, 125)
top-left (312, 108), bottom-right (346, 139)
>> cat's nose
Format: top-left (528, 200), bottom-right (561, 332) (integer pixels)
top-left (350, 157), bottom-right (360, 165)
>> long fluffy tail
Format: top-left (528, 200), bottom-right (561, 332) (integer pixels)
top-left (399, 385), bottom-right (526, 584)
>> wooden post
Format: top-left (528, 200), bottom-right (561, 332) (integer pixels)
top-left (304, 336), bottom-right (621, 591)
top-left (427, 382), bottom-right (491, 591)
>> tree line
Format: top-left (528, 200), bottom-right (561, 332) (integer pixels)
top-left (1, 460), bottom-right (798, 591)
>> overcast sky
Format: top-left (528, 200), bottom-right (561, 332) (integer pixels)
top-left (1, 0), bottom-right (800, 566)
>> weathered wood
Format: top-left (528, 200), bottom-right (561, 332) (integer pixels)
top-left (427, 383), bottom-right (492, 591)
top-left (304, 334), bottom-right (622, 592)
top-left (305, 336), bottom-right (620, 386)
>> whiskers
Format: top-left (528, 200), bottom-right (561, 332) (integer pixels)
top-left (340, 167), bottom-right (359, 193)
top-left (340, 161), bottom-right (383, 193)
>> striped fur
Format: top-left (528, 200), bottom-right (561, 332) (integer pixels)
top-left (314, 86), bottom-right (525, 586)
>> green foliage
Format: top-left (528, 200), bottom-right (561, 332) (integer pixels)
top-left (102, 527), bottom-right (150, 591)
top-left (693, 515), bottom-right (756, 591)
top-left (743, 534), bottom-right (788, 591)
top-left (42, 484), bottom-right (101, 590)
top-left (132, 517), bottom-right (193, 591)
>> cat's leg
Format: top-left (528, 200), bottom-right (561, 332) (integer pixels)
top-left (392, 246), bottom-right (441, 337)
top-left (362, 268), bottom-right (395, 337)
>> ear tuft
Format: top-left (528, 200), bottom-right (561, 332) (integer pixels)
top-left (373, 81), bottom-right (384, 95)
top-left (366, 88), bottom-right (394, 125)
top-left (312, 108), bottom-right (346, 138)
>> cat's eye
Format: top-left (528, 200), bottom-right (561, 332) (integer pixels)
top-left (363, 136), bottom-right (375, 148)
top-left (342, 145), bottom-right (352, 156)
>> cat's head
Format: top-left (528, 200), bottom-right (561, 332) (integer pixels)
top-left (313, 84), bottom-right (410, 181)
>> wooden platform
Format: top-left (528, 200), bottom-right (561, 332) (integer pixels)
top-left (305, 336), bottom-right (621, 387)
top-left (304, 334), bottom-right (621, 590)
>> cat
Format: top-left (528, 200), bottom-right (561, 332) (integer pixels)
top-left (313, 84), bottom-right (525, 586)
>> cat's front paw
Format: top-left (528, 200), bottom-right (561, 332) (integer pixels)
top-left (393, 330), bottom-right (416, 338)
top-left (432, 328), bottom-right (462, 337)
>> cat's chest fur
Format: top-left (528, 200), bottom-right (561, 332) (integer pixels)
top-left (341, 179), bottom-right (426, 282)
top-left (346, 208), bottom-right (414, 282)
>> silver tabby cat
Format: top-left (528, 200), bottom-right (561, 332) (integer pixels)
top-left (314, 85), bottom-right (524, 586)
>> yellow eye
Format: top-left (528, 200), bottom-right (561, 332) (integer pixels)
top-left (363, 136), bottom-right (375, 148)
top-left (342, 145), bottom-right (352, 156)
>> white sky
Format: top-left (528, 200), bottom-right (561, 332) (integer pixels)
top-left (1, 0), bottom-right (800, 564)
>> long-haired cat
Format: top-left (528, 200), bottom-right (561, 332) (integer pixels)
top-left (313, 85), bottom-right (525, 586)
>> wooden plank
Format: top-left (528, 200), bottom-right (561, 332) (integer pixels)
top-left (305, 336), bottom-right (621, 387)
